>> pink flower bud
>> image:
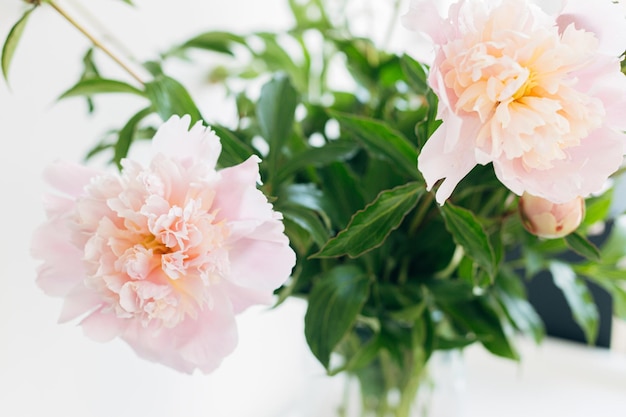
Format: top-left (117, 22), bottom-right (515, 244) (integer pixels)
top-left (519, 193), bottom-right (585, 239)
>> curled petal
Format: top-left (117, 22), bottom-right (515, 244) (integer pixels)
top-left (417, 115), bottom-right (480, 204)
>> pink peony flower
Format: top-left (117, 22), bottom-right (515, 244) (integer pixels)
top-left (32, 115), bottom-right (296, 373)
top-left (519, 192), bottom-right (584, 239)
top-left (403, 0), bottom-right (626, 204)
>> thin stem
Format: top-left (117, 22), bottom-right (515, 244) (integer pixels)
top-left (396, 354), bottom-right (425, 417)
top-left (383, 0), bottom-right (403, 49)
top-left (409, 191), bottom-right (435, 235)
top-left (47, 0), bottom-right (145, 85)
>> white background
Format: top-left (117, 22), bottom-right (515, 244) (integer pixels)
top-left (1, 1), bottom-right (626, 416)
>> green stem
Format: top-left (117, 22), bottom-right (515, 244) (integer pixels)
top-left (409, 191), bottom-right (435, 235)
top-left (46, 0), bottom-right (145, 85)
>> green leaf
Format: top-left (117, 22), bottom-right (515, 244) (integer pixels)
top-left (304, 265), bottom-right (370, 369)
top-left (178, 31), bottom-right (247, 56)
top-left (256, 74), bottom-right (298, 173)
top-left (582, 190), bottom-right (613, 228)
top-left (59, 78), bottom-right (145, 99)
top-left (2, 6), bottom-right (35, 82)
top-left (114, 107), bottom-right (153, 168)
top-left (400, 54), bottom-right (429, 95)
top-left (329, 335), bottom-right (382, 376)
top-left (281, 204), bottom-right (330, 248)
top-left (565, 232), bottom-right (601, 262)
top-left (280, 183), bottom-right (328, 214)
top-left (442, 298), bottom-right (519, 360)
top-left (254, 33), bottom-right (308, 92)
top-left (579, 269), bottom-right (626, 321)
top-left (210, 125), bottom-right (255, 167)
top-left (549, 261), bottom-right (599, 344)
top-left (276, 140), bottom-right (359, 183)
top-left (314, 182), bottom-right (425, 258)
top-left (599, 216), bottom-right (626, 263)
top-left (495, 269), bottom-right (544, 343)
top-left (332, 112), bottom-right (421, 181)
top-left (145, 75), bottom-right (203, 123)
top-left (440, 203), bottom-right (496, 278)
top-left (319, 162), bottom-right (366, 228)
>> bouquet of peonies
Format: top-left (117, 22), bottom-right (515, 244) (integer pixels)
top-left (5, 0), bottom-right (626, 415)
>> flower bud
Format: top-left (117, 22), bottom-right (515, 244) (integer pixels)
top-left (519, 193), bottom-right (585, 239)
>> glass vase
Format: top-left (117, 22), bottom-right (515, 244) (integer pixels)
top-left (337, 350), bottom-right (466, 417)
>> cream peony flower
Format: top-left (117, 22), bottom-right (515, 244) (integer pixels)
top-left (32, 115), bottom-right (296, 373)
top-left (403, 0), bottom-right (626, 204)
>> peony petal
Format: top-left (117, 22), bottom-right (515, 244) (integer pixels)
top-left (222, 281), bottom-right (274, 314)
top-left (58, 285), bottom-right (103, 323)
top-left (151, 115), bottom-right (222, 169)
top-left (401, 0), bottom-right (451, 45)
top-left (228, 231), bottom-right (295, 291)
top-left (556, 0), bottom-right (626, 56)
top-left (32, 221), bottom-right (86, 296)
top-left (213, 156), bottom-right (273, 223)
top-left (494, 127), bottom-right (625, 203)
top-left (80, 310), bottom-right (127, 343)
top-left (417, 114), bottom-right (481, 204)
top-left (42, 160), bottom-right (102, 197)
top-left (571, 56), bottom-right (626, 132)
top-left (121, 291), bottom-right (237, 374)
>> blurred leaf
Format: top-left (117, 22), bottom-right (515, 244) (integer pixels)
top-left (582, 190), bottom-right (613, 228)
top-left (565, 232), bottom-right (601, 262)
top-left (442, 298), bottom-right (518, 360)
top-left (211, 125), bottom-right (255, 167)
top-left (176, 31), bottom-right (247, 56)
top-left (287, 0), bottom-right (331, 30)
top-left (599, 217), bottom-right (626, 263)
top-left (332, 112), bottom-right (421, 180)
top-left (114, 107), bottom-right (152, 168)
top-left (59, 78), bottom-right (145, 99)
top-left (2, 6), bottom-right (35, 82)
top-left (314, 182), bottom-right (424, 258)
top-left (319, 162), bottom-right (366, 228)
top-left (145, 75), bottom-right (203, 123)
top-left (378, 56), bottom-right (404, 88)
top-left (331, 335), bottom-right (382, 375)
top-left (254, 33), bottom-right (307, 91)
top-left (549, 261), bottom-right (599, 344)
top-left (495, 269), bottom-right (544, 343)
top-left (400, 54), bottom-right (429, 95)
top-left (84, 139), bottom-right (114, 162)
top-left (256, 74), bottom-right (298, 174)
top-left (426, 278), bottom-right (474, 303)
top-left (281, 204), bottom-right (331, 248)
top-left (332, 37), bottom-right (379, 87)
top-left (78, 48), bottom-right (101, 112)
top-left (276, 140), bottom-right (359, 183)
top-left (305, 265), bottom-right (370, 369)
top-left (280, 183), bottom-right (329, 214)
top-left (416, 90), bottom-right (441, 146)
top-left (441, 203), bottom-right (496, 278)
top-left (578, 266), bottom-right (626, 321)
